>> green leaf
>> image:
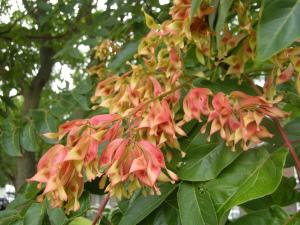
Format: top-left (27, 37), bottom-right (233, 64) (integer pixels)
top-left (243, 176), bottom-right (300, 210)
top-left (215, 0), bottom-right (234, 49)
top-left (37, 2), bottom-right (52, 11)
top-left (0, 209), bottom-right (21, 225)
top-left (111, 210), bottom-right (123, 225)
top-left (10, 221), bottom-right (24, 225)
top-left (108, 41), bottom-right (139, 71)
top-left (256, 0), bottom-right (300, 62)
top-left (1, 119), bottom-right (21, 156)
top-left (206, 147), bottom-right (288, 220)
top-left (19, 182), bottom-right (41, 200)
top-left (178, 182), bottom-right (217, 225)
top-left (68, 217), bottom-right (92, 225)
top-left (190, 0), bottom-right (202, 18)
top-left (136, 190), bottom-right (181, 225)
top-left (178, 134), bottom-right (241, 181)
top-left (229, 206), bottom-right (288, 225)
top-left (68, 48), bottom-right (83, 60)
top-left (24, 203), bottom-right (46, 225)
top-left (193, 77), bottom-right (256, 95)
top-left (1, 96), bottom-right (17, 109)
top-left (137, 202), bottom-right (181, 225)
top-left (208, 0), bottom-right (220, 29)
top-left (32, 110), bottom-right (58, 134)
top-left (73, 78), bottom-right (92, 95)
top-left (71, 91), bottom-right (90, 111)
top-left (47, 208), bottom-right (68, 225)
top-left (119, 183), bottom-right (177, 225)
top-left (0, 108), bottom-right (7, 118)
top-left (20, 122), bottom-right (38, 152)
top-left (152, 203), bottom-right (181, 225)
top-left (7, 194), bottom-right (33, 211)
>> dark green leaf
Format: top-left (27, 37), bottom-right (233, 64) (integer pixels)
top-left (0, 209), bottom-right (21, 225)
top-left (208, 0), bottom-right (220, 29)
top-left (32, 110), bottom-right (58, 135)
top-left (256, 0), bottom-right (300, 62)
top-left (37, 2), bottom-right (52, 11)
top-left (71, 92), bottom-right (90, 111)
top-left (178, 133), bottom-right (240, 181)
top-left (215, 0), bottom-right (234, 49)
top-left (193, 77), bottom-right (256, 95)
top-left (19, 182), bottom-right (41, 200)
top-left (20, 122), bottom-right (38, 152)
top-left (47, 208), bottom-right (68, 225)
top-left (108, 41), bottom-right (139, 71)
top-left (73, 78), bottom-right (92, 95)
top-left (1, 120), bottom-right (21, 156)
top-left (243, 176), bottom-right (300, 210)
top-left (10, 221), bottom-right (24, 225)
top-left (0, 108), bottom-right (7, 118)
top-left (24, 203), bottom-right (46, 225)
top-left (111, 210), bottom-right (123, 225)
top-left (1, 96), bottom-right (17, 109)
top-left (119, 183), bottom-right (177, 225)
top-left (229, 206), bottom-right (288, 225)
top-left (68, 48), bottom-right (83, 60)
top-left (178, 182), bottom-right (217, 225)
top-left (7, 194), bottom-right (33, 211)
top-left (206, 147), bottom-right (288, 220)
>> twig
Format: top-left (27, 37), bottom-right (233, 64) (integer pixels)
top-left (92, 194), bottom-right (110, 225)
top-left (123, 76), bottom-right (193, 119)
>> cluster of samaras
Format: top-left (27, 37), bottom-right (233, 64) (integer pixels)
top-left (29, 0), bottom-right (300, 212)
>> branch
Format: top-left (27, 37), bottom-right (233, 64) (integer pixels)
top-left (0, 13), bottom-right (28, 35)
top-left (92, 194), bottom-right (110, 225)
top-left (25, 31), bottom-right (70, 40)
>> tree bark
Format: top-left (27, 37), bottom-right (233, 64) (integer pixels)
top-left (14, 46), bottom-right (55, 190)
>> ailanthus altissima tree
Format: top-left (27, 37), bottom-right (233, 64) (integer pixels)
top-left (2, 0), bottom-right (300, 224)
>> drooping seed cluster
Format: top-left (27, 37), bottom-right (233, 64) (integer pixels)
top-left (29, 0), bottom-right (296, 212)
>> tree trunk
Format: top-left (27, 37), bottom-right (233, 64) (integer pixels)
top-left (14, 46), bottom-right (55, 190)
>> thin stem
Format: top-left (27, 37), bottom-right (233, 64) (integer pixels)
top-left (124, 76), bottom-right (193, 119)
top-left (92, 194), bottom-right (110, 225)
top-left (274, 118), bottom-right (300, 176)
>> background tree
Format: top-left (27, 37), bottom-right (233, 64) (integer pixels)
top-left (0, 0), bottom-right (171, 189)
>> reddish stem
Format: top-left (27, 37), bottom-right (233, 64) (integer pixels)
top-left (92, 194), bottom-right (110, 225)
top-left (274, 118), bottom-right (300, 175)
